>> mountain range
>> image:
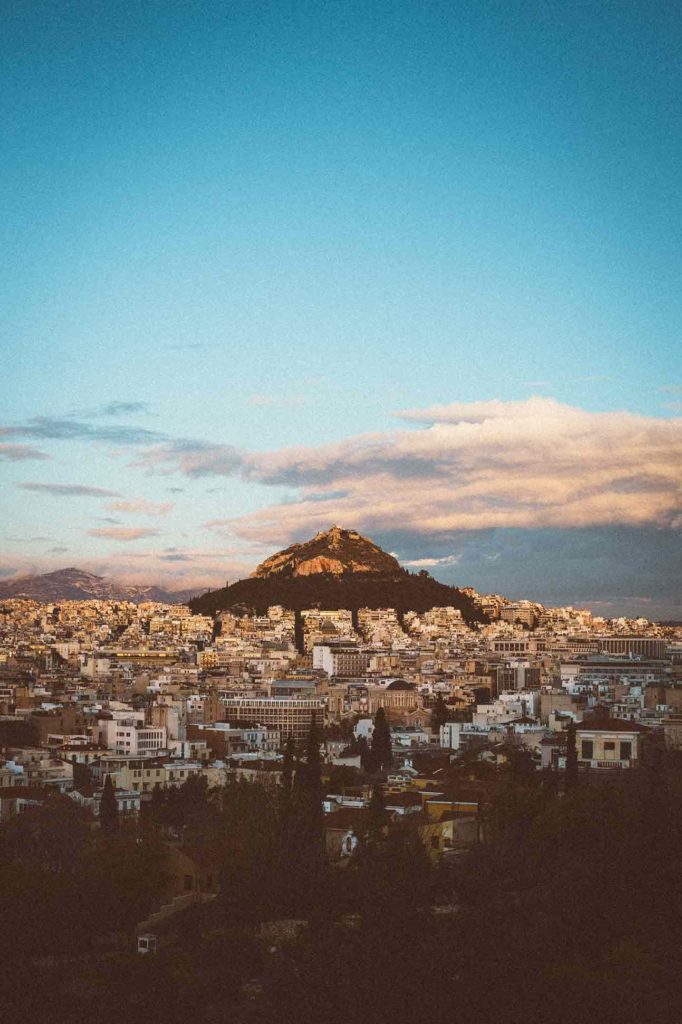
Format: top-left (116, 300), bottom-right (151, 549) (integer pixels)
top-left (0, 568), bottom-right (200, 605)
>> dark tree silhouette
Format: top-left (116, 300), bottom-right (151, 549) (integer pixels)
top-left (565, 720), bottom-right (579, 790)
top-left (370, 707), bottom-right (392, 773)
top-left (366, 783), bottom-right (387, 845)
top-left (281, 735), bottom-right (295, 819)
top-left (100, 774), bottom-right (119, 836)
top-left (430, 694), bottom-right (450, 732)
top-left (293, 716), bottom-right (324, 855)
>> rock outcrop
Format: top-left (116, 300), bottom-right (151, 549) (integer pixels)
top-left (252, 526), bottom-right (403, 579)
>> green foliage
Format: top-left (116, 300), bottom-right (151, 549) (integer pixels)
top-left (365, 783), bottom-right (387, 845)
top-left (340, 732), bottom-right (373, 772)
top-left (0, 795), bottom-right (164, 959)
top-left (370, 707), bottom-right (392, 772)
top-left (288, 717), bottom-right (326, 891)
top-left (430, 694), bottom-right (451, 732)
top-left (100, 774), bottom-right (119, 836)
top-left (565, 719), bottom-right (579, 789)
top-left (5, 750), bottom-right (682, 1024)
top-left (190, 571), bottom-right (485, 624)
top-left (145, 774), bottom-right (219, 841)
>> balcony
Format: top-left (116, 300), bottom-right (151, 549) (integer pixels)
top-left (578, 759), bottom-right (631, 770)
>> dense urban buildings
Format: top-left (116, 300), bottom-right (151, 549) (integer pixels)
top-left (1, 527), bottom-right (681, 1022)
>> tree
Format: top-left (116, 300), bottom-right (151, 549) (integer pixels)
top-left (146, 781), bottom-right (166, 831)
top-left (370, 707), bottom-right (392, 773)
top-left (430, 694), bottom-right (450, 733)
top-left (366, 784), bottom-right (387, 845)
top-left (356, 735), bottom-right (373, 773)
top-left (281, 735), bottom-right (295, 819)
top-left (565, 720), bottom-right (579, 790)
top-left (293, 716), bottom-right (324, 855)
top-left (100, 774), bottom-right (119, 836)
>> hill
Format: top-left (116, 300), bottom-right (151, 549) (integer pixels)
top-left (190, 527), bottom-right (485, 623)
top-left (0, 568), bottom-right (199, 605)
top-left (253, 526), bottom-right (402, 578)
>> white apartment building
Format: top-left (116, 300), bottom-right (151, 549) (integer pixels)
top-left (313, 644), bottom-right (370, 677)
top-left (100, 718), bottom-right (167, 755)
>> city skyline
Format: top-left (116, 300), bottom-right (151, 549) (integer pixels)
top-left (1, 2), bottom-right (680, 617)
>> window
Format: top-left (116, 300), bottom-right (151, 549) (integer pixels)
top-left (183, 874), bottom-right (193, 892)
top-left (604, 741), bottom-right (616, 752)
top-left (581, 740), bottom-right (594, 760)
top-left (620, 741), bottom-right (632, 760)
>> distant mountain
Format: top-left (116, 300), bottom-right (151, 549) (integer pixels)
top-left (190, 526), bottom-right (486, 623)
top-left (0, 568), bottom-right (199, 605)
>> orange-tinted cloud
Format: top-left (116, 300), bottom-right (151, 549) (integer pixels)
top-left (106, 499), bottom-right (174, 517)
top-left (191, 397), bottom-right (681, 545)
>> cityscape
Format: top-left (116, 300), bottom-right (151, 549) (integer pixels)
top-left (1, 527), bottom-right (681, 1020)
top-left (2, 2), bottom-right (681, 1023)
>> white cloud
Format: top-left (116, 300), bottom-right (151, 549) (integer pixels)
top-left (403, 554), bottom-right (462, 568)
top-left (184, 397), bottom-right (682, 546)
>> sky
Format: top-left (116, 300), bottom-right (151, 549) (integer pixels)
top-left (1, 0), bottom-right (680, 617)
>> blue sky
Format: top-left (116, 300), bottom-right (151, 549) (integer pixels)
top-left (1, 1), bottom-right (680, 616)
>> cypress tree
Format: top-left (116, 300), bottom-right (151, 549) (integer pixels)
top-left (565, 720), bottom-right (579, 790)
top-left (371, 707), bottom-right (392, 773)
top-left (367, 783), bottom-right (387, 845)
top-left (100, 774), bottom-right (119, 836)
top-left (430, 694), bottom-right (450, 733)
top-left (291, 717), bottom-right (324, 849)
top-left (356, 735), bottom-right (373, 773)
top-left (302, 715), bottom-right (324, 848)
top-left (281, 735), bottom-right (295, 819)
top-left (287, 716), bottom-right (326, 912)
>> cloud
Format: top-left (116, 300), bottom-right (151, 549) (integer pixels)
top-left (0, 443), bottom-right (49, 461)
top-left (0, 545), bottom-right (255, 591)
top-left (1, 416), bottom-right (164, 445)
top-left (17, 482), bottom-right (121, 497)
top-left (5, 535), bottom-right (54, 543)
top-left (403, 554), bottom-right (462, 568)
top-left (67, 401), bottom-right (152, 418)
top-left (133, 438), bottom-right (244, 477)
top-left (162, 396), bottom-right (682, 547)
top-left (87, 527), bottom-right (160, 541)
top-left (106, 499), bottom-right (174, 517)
top-left (98, 401), bottom-right (151, 417)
